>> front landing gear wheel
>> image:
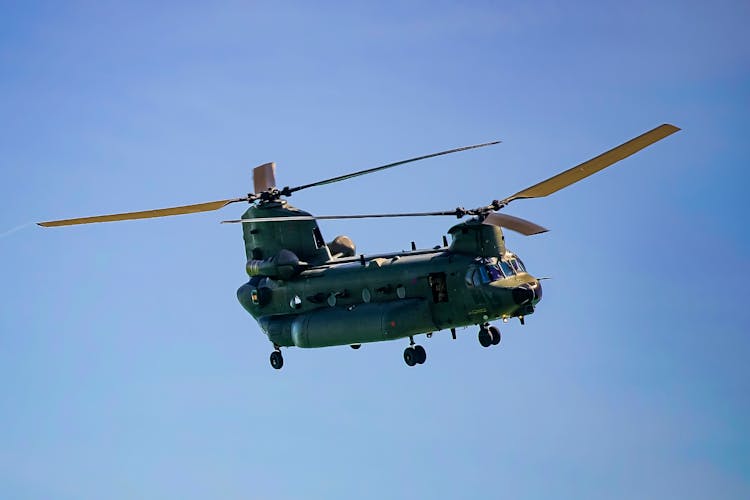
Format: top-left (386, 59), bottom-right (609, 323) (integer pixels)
top-left (478, 328), bottom-right (493, 348)
top-left (489, 326), bottom-right (501, 345)
top-left (270, 350), bottom-right (284, 370)
top-left (404, 347), bottom-right (417, 366)
top-left (414, 345), bottom-right (427, 364)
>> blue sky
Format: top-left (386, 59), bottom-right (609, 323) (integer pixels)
top-left (1, 1), bottom-right (748, 498)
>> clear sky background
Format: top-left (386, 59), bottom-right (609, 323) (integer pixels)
top-left (1, 1), bottom-right (748, 498)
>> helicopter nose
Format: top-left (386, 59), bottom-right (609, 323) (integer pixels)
top-left (512, 280), bottom-right (542, 305)
top-left (533, 279), bottom-right (542, 301)
top-left (512, 284), bottom-right (534, 305)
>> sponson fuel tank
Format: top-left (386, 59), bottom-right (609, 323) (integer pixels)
top-left (259, 299), bottom-right (434, 348)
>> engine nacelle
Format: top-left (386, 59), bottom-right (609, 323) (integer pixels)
top-left (327, 235), bottom-right (356, 258)
top-left (246, 249), bottom-right (302, 280)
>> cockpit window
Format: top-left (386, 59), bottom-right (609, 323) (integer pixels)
top-left (472, 270), bottom-right (482, 287)
top-left (499, 260), bottom-right (514, 276)
top-left (516, 257), bottom-right (527, 272)
top-left (466, 268), bottom-right (482, 287)
top-left (469, 260), bottom-right (521, 286)
top-left (481, 264), bottom-right (508, 283)
top-left (510, 259), bottom-right (525, 273)
top-left (478, 266), bottom-right (490, 283)
top-left (487, 265), bottom-right (503, 281)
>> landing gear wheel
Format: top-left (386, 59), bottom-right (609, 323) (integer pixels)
top-left (414, 345), bottom-right (427, 364)
top-left (478, 328), bottom-right (493, 348)
top-left (403, 346), bottom-right (417, 366)
top-left (489, 326), bottom-right (501, 345)
top-left (270, 350), bottom-right (284, 370)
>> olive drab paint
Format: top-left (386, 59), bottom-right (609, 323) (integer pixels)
top-left (236, 202), bottom-right (542, 349)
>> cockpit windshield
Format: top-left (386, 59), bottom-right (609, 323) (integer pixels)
top-left (487, 265), bottom-right (503, 281)
top-left (465, 257), bottom-right (528, 286)
top-left (510, 258), bottom-right (526, 273)
top-left (499, 260), bottom-right (514, 276)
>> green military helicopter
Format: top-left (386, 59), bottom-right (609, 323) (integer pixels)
top-left (39, 124), bottom-right (679, 369)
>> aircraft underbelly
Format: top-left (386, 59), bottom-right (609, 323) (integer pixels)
top-left (261, 299), bottom-right (435, 348)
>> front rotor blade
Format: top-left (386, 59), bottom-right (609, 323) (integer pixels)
top-left (483, 212), bottom-right (548, 236)
top-left (287, 140), bottom-right (500, 194)
top-left (253, 162), bottom-right (277, 193)
top-left (221, 210), bottom-right (460, 224)
top-left (498, 124), bottom-right (680, 206)
top-left (38, 198), bottom-right (247, 227)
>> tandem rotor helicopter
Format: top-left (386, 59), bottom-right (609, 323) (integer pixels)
top-left (39, 124), bottom-right (679, 369)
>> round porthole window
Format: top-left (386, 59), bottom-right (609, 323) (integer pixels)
top-left (289, 296), bottom-right (302, 309)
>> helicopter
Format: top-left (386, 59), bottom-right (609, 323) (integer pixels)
top-left (39, 124), bottom-right (680, 369)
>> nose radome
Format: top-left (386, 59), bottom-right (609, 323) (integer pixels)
top-left (512, 280), bottom-right (542, 305)
top-left (512, 284), bottom-right (535, 305)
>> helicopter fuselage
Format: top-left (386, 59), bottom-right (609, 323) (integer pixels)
top-left (236, 202), bottom-right (542, 349)
top-left (238, 250), bottom-right (541, 348)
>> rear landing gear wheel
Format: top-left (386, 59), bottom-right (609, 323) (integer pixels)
top-left (404, 346), bottom-right (417, 366)
top-left (414, 345), bottom-right (427, 364)
top-left (478, 328), bottom-right (493, 348)
top-left (489, 326), bottom-right (501, 345)
top-left (270, 350), bottom-right (284, 370)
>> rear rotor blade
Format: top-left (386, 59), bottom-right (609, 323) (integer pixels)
top-left (286, 140), bottom-right (500, 194)
top-left (483, 212), bottom-right (548, 235)
top-left (253, 162), bottom-right (277, 193)
top-left (497, 124), bottom-right (680, 206)
top-left (38, 198), bottom-right (247, 227)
